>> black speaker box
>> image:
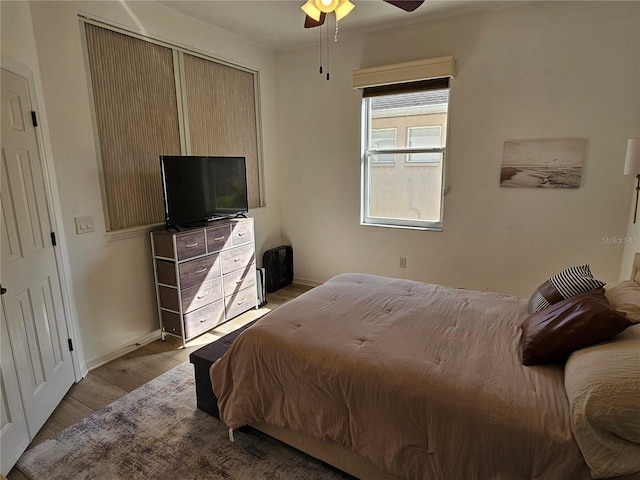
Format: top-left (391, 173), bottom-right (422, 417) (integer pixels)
top-left (263, 245), bottom-right (293, 293)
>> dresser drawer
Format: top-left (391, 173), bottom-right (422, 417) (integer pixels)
top-left (181, 277), bottom-right (223, 313)
top-left (158, 285), bottom-right (179, 312)
top-left (175, 230), bottom-right (206, 261)
top-left (223, 266), bottom-right (256, 297)
top-left (151, 231), bottom-right (175, 259)
top-left (156, 259), bottom-right (177, 286)
top-left (160, 310), bottom-right (182, 337)
top-left (206, 224), bottom-right (231, 253)
top-left (158, 278), bottom-right (223, 313)
top-left (221, 244), bottom-right (255, 274)
top-left (178, 254), bottom-right (221, 289)
top-left (183, 300), bottom-right (225, 339)
top-left (225, 284), bottom-right (257, 319)
top-left (231, 221), bottom-right (254, 246)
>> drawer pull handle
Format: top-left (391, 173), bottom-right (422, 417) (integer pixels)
top-left (195, 268), bottom-right (208, 274)
top-left (199, 316), bottom-right (211, 323)
top-left (213, 236), bottom-right (225, 241)
top-left (235, 280), bottom-right (242, 285)
top-left (237, 299), bottom-right (246, 306)
top-left (197, 292), bottom-right (209, 299)
top-left (185, 243), bottom-right (199, 248)
top-left (238, 232), bottom-right (246, 236)
top-left (233, 258), bottom-right (241, 263)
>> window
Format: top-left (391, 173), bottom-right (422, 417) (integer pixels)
top-left (371, 129), bottom-right (397, 163)
top-left (361, 79), bottom-right (450, 230)
top-left (182, 54), bottom-right (261, 210)
top-left (407, 126), bottom-right (443, 163)
top-left (83, 22), bottom-right (261, 231)
top-left (84, 24), bottom-right (180, 230)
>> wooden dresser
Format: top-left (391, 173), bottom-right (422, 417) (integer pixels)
top-left (151, 218), bottom-right (257, 346)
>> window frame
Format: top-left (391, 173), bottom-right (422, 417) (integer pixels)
top-left (360, 86), bottom-right (449, 231)
top-left (80, 17), bottom-right (263, 235)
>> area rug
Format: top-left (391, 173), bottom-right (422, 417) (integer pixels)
top-left (16, 362), bottom-right (351, 480)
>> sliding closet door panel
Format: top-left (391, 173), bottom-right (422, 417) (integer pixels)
top-left (85, 24), bottom-right (181, 230)
top-left (183, 55), bottom-right (261, 209)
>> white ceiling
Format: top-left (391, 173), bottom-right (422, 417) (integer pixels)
top-left (158, 0), bottom-right (518, 52)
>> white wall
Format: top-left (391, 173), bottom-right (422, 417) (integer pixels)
top-left (276, 1), bottom-right (640, 297)
top-left (619, 183), bottom-right (640, 280)
top-left (2, 1), bottom-right (282, 367)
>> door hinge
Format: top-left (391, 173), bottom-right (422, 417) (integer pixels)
top-left (31, 111), bottom-right (38, 127)
top-left (50, 232), bottom-right (57, 246)
top-left (68, 338), bottom-right (74, 352)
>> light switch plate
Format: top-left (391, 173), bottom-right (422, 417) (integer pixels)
top-left (75, 216), bottom-right (95, 234)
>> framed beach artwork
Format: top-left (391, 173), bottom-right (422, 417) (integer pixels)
top-left (500, 138), bottom-right (586, 188)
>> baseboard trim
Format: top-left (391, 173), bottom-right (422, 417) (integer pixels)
top-left (292, 276), bottom-right (322, 287)
top-left (85, 329), bottom-right (162, 372)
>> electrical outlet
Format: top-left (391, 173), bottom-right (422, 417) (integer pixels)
top-left (399, 256), bottom-right (407, 269)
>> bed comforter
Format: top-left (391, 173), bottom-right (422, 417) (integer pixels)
top-left (210, 273), bottom-right (594, 480)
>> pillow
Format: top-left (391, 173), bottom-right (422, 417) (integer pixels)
top-left (521, 289), bottom-right (632, 366)
top-left (528, 264), bottom-right (605, 313)
top-left (564, 325), bottom-right (640, 478)
top-left (605, 280), bottom-right (640, 323)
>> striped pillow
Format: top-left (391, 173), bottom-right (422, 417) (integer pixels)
top-left (528, 264), bottom-right (606, 313)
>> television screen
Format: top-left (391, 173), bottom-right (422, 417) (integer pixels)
top-left (160, 155), bottom-right (248, 227)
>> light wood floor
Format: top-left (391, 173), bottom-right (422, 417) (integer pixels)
top-left (7, 283), bottom-right (312, 480)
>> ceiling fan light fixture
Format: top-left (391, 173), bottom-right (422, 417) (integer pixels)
top-left (335, 0), bottom-right (355, 21)
top-left (316, 0), bottom-right (339, 13)
top-left (301, 0), bottom-right (322, 21)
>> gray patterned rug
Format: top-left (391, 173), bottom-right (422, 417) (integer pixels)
top-left (17, 362), bottom-right (351, 480)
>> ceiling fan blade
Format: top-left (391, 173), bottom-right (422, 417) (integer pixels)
top-left (382, 0), bottom-right (425, 12)
top-left (304, 12), bottom-right (326, 28)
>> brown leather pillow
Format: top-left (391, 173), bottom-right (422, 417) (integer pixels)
top-left (521, 289), bottom-right (632, 366)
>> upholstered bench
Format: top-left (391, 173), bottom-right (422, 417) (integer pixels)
top-left (189, 320), bottom-right (257, 418)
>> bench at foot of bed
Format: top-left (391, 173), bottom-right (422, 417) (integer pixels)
top-left (189, 320), bottom-right (257, 418)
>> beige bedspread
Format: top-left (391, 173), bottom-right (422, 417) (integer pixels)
top-left (210, 273), bottom-right (593, 480)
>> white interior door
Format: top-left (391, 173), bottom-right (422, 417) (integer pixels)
top-left (1, 67), bottom-right (76, 465)
top-left (0, 304), bottom-right (30, 476)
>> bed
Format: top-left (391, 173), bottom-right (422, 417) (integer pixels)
top-left (210, 255), bottom-right (640, 480)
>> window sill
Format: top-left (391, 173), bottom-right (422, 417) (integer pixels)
top-left (360, 221), bottom-right (443, 232)
top-left (105, 224), bottom-right (162, 242)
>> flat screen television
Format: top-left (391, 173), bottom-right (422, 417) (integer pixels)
top-left (159, 155), bottom-right (248, 227)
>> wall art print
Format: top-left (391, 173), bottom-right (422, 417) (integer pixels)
top-left (500, 138), bottom-right (586, 188)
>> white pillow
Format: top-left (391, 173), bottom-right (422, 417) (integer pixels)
top-left (605, 281), bottom-right (640, 323)
top-left (564, 325), bottom-right (640, 478)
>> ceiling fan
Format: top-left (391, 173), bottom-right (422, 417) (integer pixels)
top-left (301, 0), bottom-right (426, 80)
top-left (301, 0), bottom-right (426, 28)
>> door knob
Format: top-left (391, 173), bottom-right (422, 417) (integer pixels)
top-left (0, 285), bottom-right (6, 295)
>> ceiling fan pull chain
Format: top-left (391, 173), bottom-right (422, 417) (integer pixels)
top-left (326, 19), bottom-right (330, 80)
top-left (319, 23), bottom-right (323, 74)
top-left (335, 20), bottom-right (339, 42)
